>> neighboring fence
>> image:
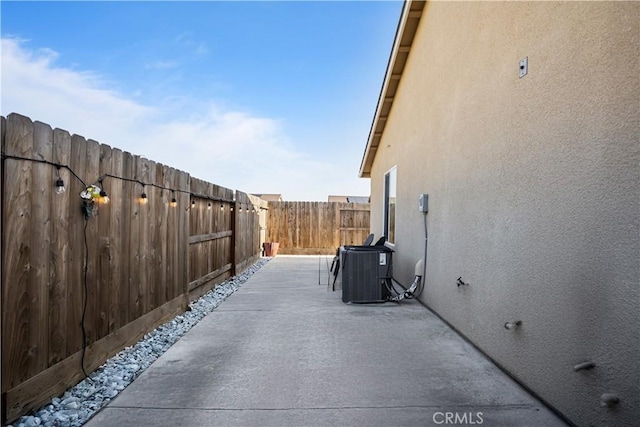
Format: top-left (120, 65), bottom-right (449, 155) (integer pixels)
top-left (265, 201), bottom-right (370, 255)
top-left (0, 113), bottom-right (264, 423)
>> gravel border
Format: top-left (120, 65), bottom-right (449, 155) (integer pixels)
top-left (8, 258), bottom-right (271, 427)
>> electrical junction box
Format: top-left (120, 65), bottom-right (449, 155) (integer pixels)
top-left (340, 245), bottom-right (392, 303)
top-left (419, 194), bottom-right (429, 213)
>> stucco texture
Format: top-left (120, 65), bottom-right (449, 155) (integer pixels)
top-left (368, 2), bottom-right (639, 426)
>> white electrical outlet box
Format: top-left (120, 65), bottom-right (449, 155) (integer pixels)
top-left (418, 194), bottom-right (428, 212)
top-left (519, 57), bottom-right (528, 78)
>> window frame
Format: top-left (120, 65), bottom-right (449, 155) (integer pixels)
top-left (383, 166), bottom-right (397, 245)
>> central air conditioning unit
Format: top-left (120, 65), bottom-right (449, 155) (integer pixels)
top-left (340, 245), bottom-right (393, 303)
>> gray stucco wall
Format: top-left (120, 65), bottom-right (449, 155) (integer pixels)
top-left (368, 2), bottom-right (639, 426)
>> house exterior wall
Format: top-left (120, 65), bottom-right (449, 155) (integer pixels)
top-left (368, 2), bottom-right (639, 426)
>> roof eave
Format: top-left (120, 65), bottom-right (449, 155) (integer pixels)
top-left (359, 0), bottom-right (426, 178)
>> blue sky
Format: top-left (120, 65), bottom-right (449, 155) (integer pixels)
top-left (1, 1), bottom-right (402, 201)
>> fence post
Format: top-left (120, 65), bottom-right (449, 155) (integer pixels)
top-left (231, 198), bottom-right (238, 276)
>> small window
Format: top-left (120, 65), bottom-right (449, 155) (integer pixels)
top-left (384, 167), bottom-right (396, 244)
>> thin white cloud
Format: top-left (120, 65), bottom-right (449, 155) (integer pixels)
top-left (174, 31), bottom-right (193, 44)
top-left (1, 37), bottom-right (369, 200)
top-left (194, 43), bottom-right (209, 56)
top-left (173, 32), bottom-right (209, 57)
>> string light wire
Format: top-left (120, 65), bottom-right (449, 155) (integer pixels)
top-left (0, 155), bottom-right (234, 204)
top-left (1, 154), bottom-right (87, 187)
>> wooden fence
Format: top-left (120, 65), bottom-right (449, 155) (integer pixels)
top-left (1, 113), bottom-right (264, 423)
top-left (265, 201), bottom-right (370, 255)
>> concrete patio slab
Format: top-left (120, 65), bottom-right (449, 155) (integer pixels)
top-left (86, 256), bottom-right (566, 427)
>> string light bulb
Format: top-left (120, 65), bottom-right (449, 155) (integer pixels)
top-left (55, 178), bottom-right (66, 194)
top-left (54, 166), bottom-right (66, 194)
top-left (220, 204), bottom-right (224, 211)
top-left (191, 199), bottom-right (196, 207)
top-left (99, 189), bottom-right (110, 204)
top-left (170, 191), bottom-right (177, 207)
top-left (208, 202), bottom-right (212, 210)
top-left (139, 183), bottom-right (148, 204)
top-left (97, 178), bottom-right (109, 204)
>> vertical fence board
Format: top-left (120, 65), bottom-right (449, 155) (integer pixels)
top-left (214, 199), bottom-right (221, 273)
top-left (176, 168), bottom-right (185, 302)
top-left (231, 199), bottom-right (237, 276)
top-left (178, 171), bottom-right (189, 302)
top-left (311, 202), bottom-right (317, 248)
top-left (201, 185), bottom-right (208, 280)
top-left (235, 193), bottom-right (245, 271)
top-left (292, 202), bottom-right (298, 248)
top-left (333, 203), bottom-right (341, 249)
top-left (97, 144), bottom-right (112, 339)
top-left (305, 202), bottom-right (312, 249)
top-left (175, 172), bottom-right (182, 296)
top-left (138, 157), bottom-right (151, 315)
top-left (148, 162), bottom-right (158, 311)
top-left (236, 198), bottom-right (242, 267)
top-left (156, 164), bottom-right (169, 308)
top-left (49, 128), bottom-right (71, 365)
top-left (29, 122), bottom-right (53, 378)
top-left (2, 114), bottom-right (34, 390)
top-left (108, 148), bottom-right (123, 333)
top-left (165, 168), bottom-right (176, 302)
top-left (298, 202), bottom-right (305, 249)
top-left (175, 168), bottom-right (184, 302)
top-left (293, 203), bottom-right (299, 248)
top-left (119, 152), bottom-right (133, 327)
top-left (284, 202), bottom-right (296, 248)
top-left (85, 139), bottom-right (100, 346)
top-left (129, 156), bottom-right (142, 321)
top-left (67, 134), bottom-right (87, 356)
top-left (320, 202), bottom-right (330, 250)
